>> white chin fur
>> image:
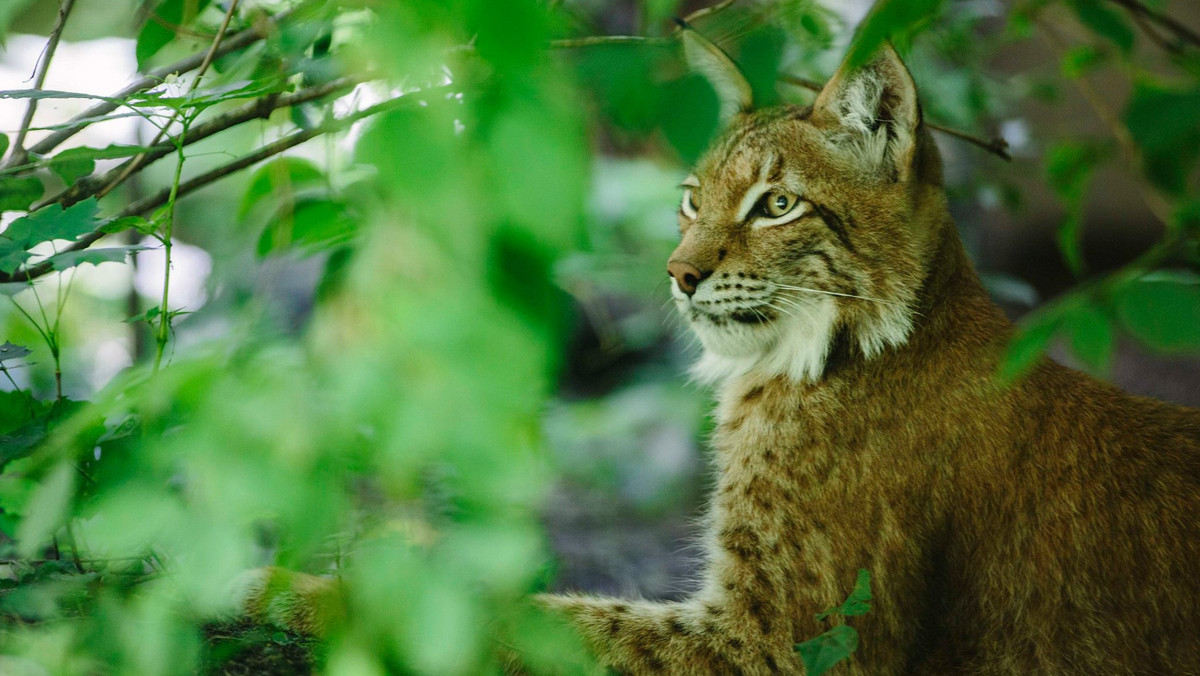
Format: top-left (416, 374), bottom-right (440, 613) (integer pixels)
top-left (687, 296), bottom-right (837, 385)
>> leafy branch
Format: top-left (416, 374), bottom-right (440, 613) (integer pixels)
top-left (2, 1), bottom-right (310, 169)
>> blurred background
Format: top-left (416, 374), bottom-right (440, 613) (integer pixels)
top-left (0, 0), bottom-right (1197, 673)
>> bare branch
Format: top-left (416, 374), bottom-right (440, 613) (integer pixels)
top-left (777, 74), bottom-right (1012, 162)
top-left (7, 0), bottom-right (77, 167)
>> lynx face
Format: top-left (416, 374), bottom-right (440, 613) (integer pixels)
top-left (667, 48), bottom-right (942, 383)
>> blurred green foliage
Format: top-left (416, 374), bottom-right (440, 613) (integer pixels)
top-left (0, 0), bottom-right (1197, 673)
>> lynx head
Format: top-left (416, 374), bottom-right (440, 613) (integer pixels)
top-left (670, 32), bottom-right (949, 384)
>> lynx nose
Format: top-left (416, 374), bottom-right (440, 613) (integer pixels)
top-left (667, 260), bottom-right (709, 297)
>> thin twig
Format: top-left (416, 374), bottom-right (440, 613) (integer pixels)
top-left (550, 35), bottom-right (671, 48)
top-left (9, 2), bottom-right (310, 167)
top-left (101, 0), bottom-right (242, 200)
top-left (777, 74), bottom-right (1012, 161)
top-left (1107, 0), bottom-right (1200, 50)
top-left (7, 0), bottom-right (77, 166)
top-left (682, 0), bottom-right (740, 24)
top-left (1037, 19), bottom-right (1174, 225)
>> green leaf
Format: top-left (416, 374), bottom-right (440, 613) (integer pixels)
top-left (1069, 0), bottom-right (1135, 53)
top-left (16, 461), bottom-right (75, 558)
top-left (845, 0), bottom-right (944, 68)
top-left (1044, 141), bottom-right (1108, 275)
top-left (1125, 84), bottom-right (1200, 194)
top-left (1060, 45), bottom-right (1106, 78)
top-left (0, 176), bottom-right (43, 212)
top-left (47, 246), bottom-right (144, 271)
top-left (0, 342), bottom-right (31, 363)
top-left (0, 244), bottom-right (31, 274)
top-left (256, 199), bottom-right (356, 256)
top-left (1055, 212), bottom-right (1085, 277)
top-left (0, 133), bottom-right (8, 158)
top-left (124, 305), bottom-right (161, 325)
top-left (43, 145), bottom-right (154, 184)
top-left (0, 417), bottom-right (49, 469)
top-left (815, 569), bottom-right (872, 620)
top-left (136, 0), bottom-right (214, 70)
top-left (1063, 302), bottom-right (1112, 374)
top-left (2, 197), bottom-right (102, 249)
top-left (999, 311), bottom-right (1062, 383)
top-left (1113, 271), bottom-right (1200, 352)
top-left (239, 157), bottom-right (327, 221)
top-left (659, 74), bottom-right (720, 165)
top-left (98, 215), bottom-right (155, 236)
top-left (0, 282), bottom-right (31, 296)
top-left (48, 153), bottom-right (95, 185)
top-left (796, 625), bottom-right (859, 676)
top-left (0, 0), bottom-right (33, 47)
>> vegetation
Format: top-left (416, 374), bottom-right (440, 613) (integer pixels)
top-left (0, 0), bottom-right (1196, 673)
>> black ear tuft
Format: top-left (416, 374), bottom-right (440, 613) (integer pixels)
top-left (812, 43), bottom-right (921, 178)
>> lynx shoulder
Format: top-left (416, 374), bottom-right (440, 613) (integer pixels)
top-left (540, 33), bottom-right (1200, 675)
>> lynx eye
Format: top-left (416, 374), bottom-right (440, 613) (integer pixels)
top-left (761, 191), bottom-right (798, 218)
top-left (681, 187), bottom-right (700, 219)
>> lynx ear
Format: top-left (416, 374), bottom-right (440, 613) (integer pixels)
top-left (679, 24), bottom-right (754, 122)
top-left (812, 42), bottom-right (920, 179)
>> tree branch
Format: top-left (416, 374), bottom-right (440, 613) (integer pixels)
top-left (777, 74), bottom-right (1012, 161)
top-left (1107, 0), bottom-right (1200, 50)
top-left (9, 2), bottom-right (308, 167)
top-left (34, 76), bottom-right (360, 211)
top-left (4, 89), bottom-right (431, 284)
top-left (7, 0), bottom-right (77, 167)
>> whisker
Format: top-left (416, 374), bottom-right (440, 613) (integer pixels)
top-left (772, 282), bottom-right (910, 308)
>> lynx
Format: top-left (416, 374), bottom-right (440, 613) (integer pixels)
top-left (240, 33), bottom-right (1200, 675)
top-left (536, 34), bottom-right (1200, 674)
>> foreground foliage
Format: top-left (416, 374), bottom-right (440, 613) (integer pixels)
top-left (0, 0), bottom-right (1196, 673)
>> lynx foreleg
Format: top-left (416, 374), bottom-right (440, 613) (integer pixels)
top-left (538, 593), bottom-right (802, 675)
top-left (233, 566), bottom-right (345, 636)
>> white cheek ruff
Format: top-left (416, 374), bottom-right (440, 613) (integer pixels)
top-left (687, 296), bottom-right (837, 385)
